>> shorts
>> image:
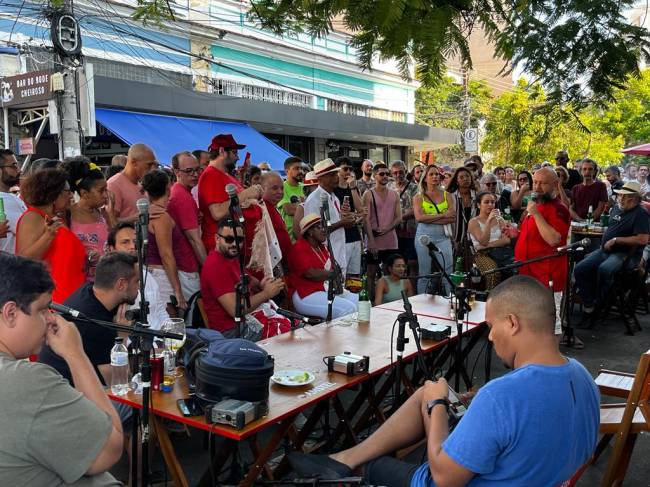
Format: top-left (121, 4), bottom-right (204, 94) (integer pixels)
top-left (345, 240), bottom-right (362, 275)
top-left (178, 270), bottom-right (200, 299)
top-left (363, 456), bottom-right (419, 487)
top-left (398, 236), bottom-right (417, 261)
top-left (112, 399), bottom-right (134, 433)
top-left (367, 249), bottom-right (401, 266)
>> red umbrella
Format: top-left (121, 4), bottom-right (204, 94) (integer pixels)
top-left (622, 143), bottom-right (650, 156)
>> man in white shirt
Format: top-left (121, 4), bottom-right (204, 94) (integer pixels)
top-left (303, 159), bottom-right (355, 275)
top-left (0, 149), bottom-right (27, 254)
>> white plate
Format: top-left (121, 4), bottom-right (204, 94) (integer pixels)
top-left (271, 369), bottom-right (315, 387)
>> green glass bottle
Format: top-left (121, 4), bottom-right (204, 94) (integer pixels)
top-left (586, 205), bottom-right (594, 229)
top-left (503, 206), bottom-right (512, 222)
top-left (358, 274), bottom-right (370, 324)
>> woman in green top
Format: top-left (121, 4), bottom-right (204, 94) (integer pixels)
top-left (374, 254), bottom-right (414, 305)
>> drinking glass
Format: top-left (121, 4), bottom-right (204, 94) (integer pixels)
top-left (163, 318), bottom-right (186, 378)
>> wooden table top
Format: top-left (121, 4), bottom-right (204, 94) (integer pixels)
top-left (110, 295), bottom-right (486, 440)
top-left (375, 294), bottom-right (486, 325)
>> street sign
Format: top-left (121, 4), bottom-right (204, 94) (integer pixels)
top-left (0, 70), bottom-right (53, 108)
top-left (464, 128), bottom-right (478, 153)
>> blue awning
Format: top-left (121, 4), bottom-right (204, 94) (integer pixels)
top-left (95, 108), bottom-right (291, 170)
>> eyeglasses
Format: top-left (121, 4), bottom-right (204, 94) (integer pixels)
top-left (517, 177), bottom-right (528, 182)
top-left (0, 163), bottom-right (19, 169)
top-left (376, 172), bottom-right (389, 177)
top-left (177, 167), bottom-right (201, 174)
top-left (485, 181), bottom-right (497, 186)
top-left (218, 234), bottom-right (245, 244)
top-left (392, 170), bottom-right (405, 176)
top-left (341, 167), bottom-right (352, 172)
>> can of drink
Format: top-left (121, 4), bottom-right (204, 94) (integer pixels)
top-left (150, 354), bottom-right (163, 391)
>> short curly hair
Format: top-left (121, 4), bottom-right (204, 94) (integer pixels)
top-left (20, 168), bottom-right (69, 207)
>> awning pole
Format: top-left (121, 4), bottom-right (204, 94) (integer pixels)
top-left (3, 108), bottom-right (8, 149)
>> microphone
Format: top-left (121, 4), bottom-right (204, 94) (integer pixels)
top-left (275, 308), bottom-right (322, 325)
top-left (530, 191), bottom-right (540, 203)
top-left (136, 198), bottom-right (149, 247)
top-left (225, 183), bottom-right (244, 224)
top-left (50, 302), bottom-right (83, 318)
top-left (320, 192), bottom-right (331, 228)
top-left (556, 238), bottom-right (590, 253)
top-left (418, 234), bottom-right (439, 253)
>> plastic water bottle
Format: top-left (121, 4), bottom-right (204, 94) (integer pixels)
top-left (357, 274), bottom-right (371, 324)
top-left (110, 337), bottom-right (130, 395)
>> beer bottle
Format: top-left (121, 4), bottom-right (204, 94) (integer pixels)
top-left (586, 205), bottom-right (594, 229)
top-left (0, 198), bottom-right (5, 223)
top-left (503, 206), bottom-right (512, 222)
top-left (357, 274), bottom-right (371, 324)
top-left (455, 257), bottom-right (463, 273)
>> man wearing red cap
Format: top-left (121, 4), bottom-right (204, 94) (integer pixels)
top-left (198, 134), bottom-right (263, 261)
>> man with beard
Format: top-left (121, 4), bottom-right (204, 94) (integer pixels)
top-left (38, 252), bottom-right (140, 386)
top-left (388, 160), bottom-right (419, 280)
top-left (514, 168), bottom-right (572, 340)
top-left (357, 159), bottom-right (375, 195)
top-left (570, 158), bottom-right (607, 222)
top-left (200, 218), bottom-right (284, 337)
top-left (289, 276), bottom-right (599, 487)
top-left (277, 156), bottom-right (305, 240)
top-left (0, 149), bottom-right (26, 253)
top-left (198, 134), bottom-right (263, 257)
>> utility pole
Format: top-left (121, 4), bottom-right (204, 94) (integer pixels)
top-left (50, 1), bottom-right (83, 158)
top-left (462, 65), bottom-right (471, 132)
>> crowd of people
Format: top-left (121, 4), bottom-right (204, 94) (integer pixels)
top-left (1, 143), bottom-right (649, 340)
top-left (1, 138), bottom-right (648, 486)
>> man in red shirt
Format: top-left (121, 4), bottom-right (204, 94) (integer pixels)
top-left (169, 151), bottom-right (205, 264)
top-left (570, 158), bottom-right (608, 221)
top-left (514, 167), bottom-right (572, 340)
top-left (197, 134), bottom-right (263, 258)
top-left (261, 171), bottom-right (292, 269)
top-left (200, 219), bottom-right (284, 337)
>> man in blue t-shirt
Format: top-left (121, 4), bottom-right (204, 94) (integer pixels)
top-left (574, 180), bottom-right (650, 315)
top-left (290, 275), bottom-right (600, 487)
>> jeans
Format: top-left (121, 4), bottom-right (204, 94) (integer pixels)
top-left (415, 223), bottom-right (453, 295)
top-left (574, 249), bottom-right (630, 306)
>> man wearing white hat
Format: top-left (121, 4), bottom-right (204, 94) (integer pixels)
top-left (574, 180), bottom-right (650, 316)
top-left (303, 159), bottom-right (355, 274)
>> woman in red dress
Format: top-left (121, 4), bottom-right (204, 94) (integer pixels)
top-left (15, 168), bottom-right (86, 303)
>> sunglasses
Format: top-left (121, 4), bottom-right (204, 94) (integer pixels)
top-left (218, 234), bottom-right (245, 244)
top-left (376, 172), bottom-right (390, 177)
top-left (0, 163), bottom-right (19, 169)
top-left (178, 167), bottom-right (201, 174)
top-left (341, 167), bottom-right (352, 172)
top-left (485, 181), bottom-right (497, 186)
top-left (517, 177), bottom-right (529, 182)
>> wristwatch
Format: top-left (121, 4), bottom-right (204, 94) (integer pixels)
top-left (426, 398), bottom-right (449, 416)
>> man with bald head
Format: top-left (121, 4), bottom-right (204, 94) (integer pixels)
top-left (514, 167), bottom-right (571, 338)
top-left (289, 276), bottom-right (599, 486)
top-left (262, 172), bottom-right (292, 269)
top-left (107, 143), bottom-right (158, 222)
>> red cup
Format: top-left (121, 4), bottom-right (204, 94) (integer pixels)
top-left (151, 354), bottom-right (163, 391)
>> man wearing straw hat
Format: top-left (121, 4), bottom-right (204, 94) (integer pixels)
top-left (303, 159), bottom-right (356, 274)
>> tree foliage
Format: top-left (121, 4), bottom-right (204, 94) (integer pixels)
top-left (481, 79), bottom-right (626, 169)
top-left (415, 75), bottom-right (492, 130)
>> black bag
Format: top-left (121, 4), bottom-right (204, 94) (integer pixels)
top-left (178, 328), bottom-right (224, 383)
top-left (195, 337), bottom-right (275, 404)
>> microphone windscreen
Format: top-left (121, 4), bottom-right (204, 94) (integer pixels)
top-left (136, 198), bottom-right (149, 214)
top-left (225, 184), bottom-right (237, 198)
top-left (419, 234), bottom-right (430, 246)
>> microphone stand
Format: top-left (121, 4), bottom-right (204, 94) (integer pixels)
top-left (134, 217), bottom-right (151, 487)
top-left (229, 207), bottom-right (250, 339)
top-left (320, 205), bottom-right (341, 323)
top-left (393, 291), bottom-right (431, 411)
top-left (424, 248), bottom-right (455, 296)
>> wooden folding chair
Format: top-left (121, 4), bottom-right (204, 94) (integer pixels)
top-left (589, 348), bottom-right (650, 486)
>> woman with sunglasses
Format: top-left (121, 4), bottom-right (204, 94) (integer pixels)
top-left (510, 170), bottom-right (533, 222)
top-left (15, 168), bottom-right (86, 303)
top-left (61, 156), bottom-right (116, 281)
top-left (142, 170), bottom-right (189, 314)
top-left (413, 164), bottom-right (456, 295)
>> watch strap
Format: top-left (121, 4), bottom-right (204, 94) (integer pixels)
top-left (427, 398), bottom-right (449, 416)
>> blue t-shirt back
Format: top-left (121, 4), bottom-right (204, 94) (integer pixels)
top-left (411, 358), bottom-right (599, 487)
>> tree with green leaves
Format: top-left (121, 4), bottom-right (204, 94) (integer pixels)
top-left (481, 79), bottom-right (625, 169)
top-left (131, 0), bottom-right (648, 106)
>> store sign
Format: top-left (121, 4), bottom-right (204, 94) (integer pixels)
top-left (1, 70), bottom-right (53, 108)
top-left (16, 138), bottom-right (35, 155)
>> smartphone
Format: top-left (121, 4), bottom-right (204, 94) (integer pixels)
top-left (447, 387), bottom-right (468, 420)
top-left (177, 397), bottom-right (203, 417)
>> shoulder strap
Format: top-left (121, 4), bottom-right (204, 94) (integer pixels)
top-left (424, 192), bottom-right (441, 214)
top-left (370, 190), bottom-right (380, 226)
